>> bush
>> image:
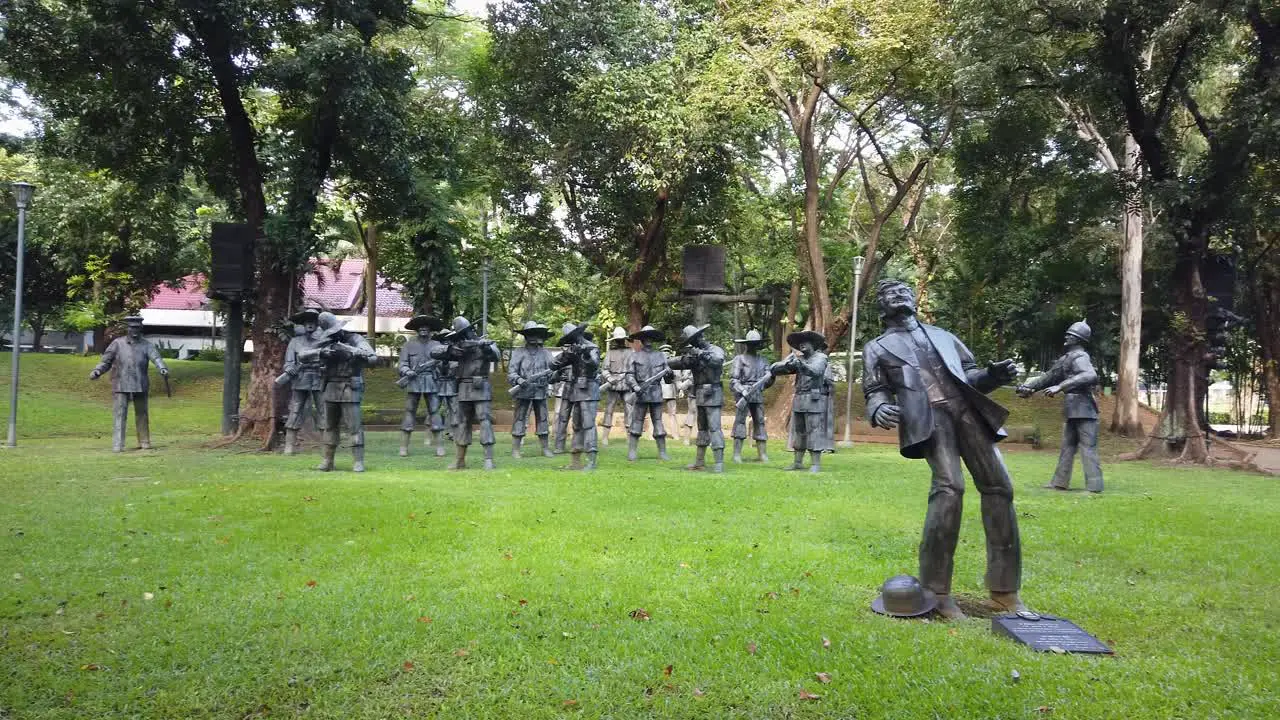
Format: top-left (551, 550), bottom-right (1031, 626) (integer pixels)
top-left (193, 347), bottom-right (226, 362)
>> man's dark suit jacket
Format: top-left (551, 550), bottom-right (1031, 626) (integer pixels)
top-left (863, 322), bottom-right (1010, 459)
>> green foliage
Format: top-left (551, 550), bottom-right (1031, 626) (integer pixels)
top-left (192, 347), bottom-right (227, 363)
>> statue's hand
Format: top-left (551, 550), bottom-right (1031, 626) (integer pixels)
top-left (89, 370), bottom-right (101, 380)
top-left (159, 368), bottom-right (169, 377)
top-left (988, 359), bottom-right (1018, 381)
top-left (873, 404), bottom-right (902, 429)
top-left (1043, 385), bottom-right (1062, 398)
top-left (402, 370), bottom-right (417, 379)
top-left (1015, 385), bottom-right (1033, 398)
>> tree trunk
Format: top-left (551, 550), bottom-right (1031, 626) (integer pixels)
top-left (29, 318), bottom-right (44, 352)
top-left (1253, 239), bottom-right (1280, 437)
top-left (799, 130), bottom-right (832, 333)
top-left (1111, 133), bottom-right (1146, 436)
top-left (364, 223), bottom-right (378, 342)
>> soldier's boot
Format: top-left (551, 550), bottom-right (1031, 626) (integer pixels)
top-left (627, 435), bottom-right (639, 462)
top-left (808, 451), bottom-right (822, 474)
top-left (584, 451), bottom-right (598, 471)
top-left (433, 431), bottom-right (446, 457)
top-left (935, 594), bottom-right (967, 621)
top-left (512, 436), bottom-right (523, 459)
top-left (784, 450), bottom-right (806, 470)
top-left (655, 437), bottom-right (670, 461)
top-left (756, 440), bottom-right (769, 463)
top-left (138, 425), bottom-right (152, 450)
top-left (683, 429), bottom-right (692, 447)
top-left (399, 431), bottom-right (412, 457)
top-left (449, 445), bottom-right (467, 471)
top-left (317, 445), bottom-right (336, 472)
top-left (568, 451), bottom-right (584, 470)
top-left (483, 444), bottom-right (496, 471)
top-left (554, 436), bottom-right (567, 455)
top-left (600, 425), bottom-right (611, 447)
top-left (988, 591), bottom-right (1030, 615)
top-left (284, 429), bottom-right (299, 456)
top-left (352, 445), bottom-right (366, 473)
top-left (732, 438), bottom-right (744, 463)
top-left (711, 448), bottom-right (725, 474)
top-left (686, 446), bottom-right (706, 471)
top-left (539, 435), bottom-right (554, 458)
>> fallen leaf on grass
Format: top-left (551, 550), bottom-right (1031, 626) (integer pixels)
top-left (303, 496), bottom-right (315, 502)
top-left (418, 616), bottom-right (433, 624)
top-left (13, 573), bottom-right (22, 581)
top-left (79, 664), bottom-right (101, 672)
top-left (679, 562), bottom-right (690, 569)
top-left (164, 599), bottom-right (172, 609)
top-left (562, 699), bottom-right (578, 707)
top-left (405, 594), bottom-right (415, 601)
top-left (305, 580), bottom-right (317, 588)
top-left (629, 608), bottom-right (650, 621)
top-left (692, 688), bottom-right (705, 697)
top-left (821, 636), bottom-right (831, 648)
top-left (453, 649), bottom-right (470, 657)
top-left (402, 661), bottom-right (415, 672)
top-left (798, 688), bottom-right (821, 701)
top-left (518, 598), bottom-right (528, 606)
top-left (814, 672), bottom-right (832, 684)
top-left (746, 642), bottom-right (757, 655)
top-left (142, 592), bottom-right (154, 601)
top-left (1036, 707), bottom-right (1054, 715)
top-left (407, 512), bottom-right (416, 520)
top-left (502, 552), bottom-right (513, 561)
top-left (663, 664), bottom-right (673, 677)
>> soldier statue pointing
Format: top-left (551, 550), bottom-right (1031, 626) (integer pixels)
top-left (1017, 321), bottom-right (1104, 492)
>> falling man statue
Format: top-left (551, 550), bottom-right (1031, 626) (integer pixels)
top-left (432, 316), bottom-right (500, 470)
top-left (863, 279), bottom-right (1027, 620)
top-left (667, 324), bottom-right (727, 473)
top-left (508, 320), bottom-right (557, 459)
top-left (303, 311), bottom-right (377, 472)
top-left (769, 329), bottom-right (831, 472)
top-left (551, 322), bottom-right (602, 470)
top-left (89, 315), bottom-right (169, 452)
top-left (625, 325), bottom-right (671, 461)
top-left (1017, 321), bottom-right (1104, 492)
top-left (729, 329), bottom-right (772, 463)
top-left (275, 308), bottom-right (325, 455)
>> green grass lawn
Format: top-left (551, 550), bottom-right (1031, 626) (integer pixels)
top-left (2, 433), bottom-right (1278, 719)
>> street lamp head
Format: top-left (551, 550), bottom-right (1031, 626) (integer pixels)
top-left (853, 255), bottom-right (866, 274)
top-left (11, 182), bottom-right (35, 209)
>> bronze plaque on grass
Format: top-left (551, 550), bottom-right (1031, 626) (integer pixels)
top-left (992, 615), bottom-right (1113, 654)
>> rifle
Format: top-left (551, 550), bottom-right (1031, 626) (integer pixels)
top-left (735, 370), bottom-right (773, 410)
top-left (515, 368), bottom-right (558, 391)
top-left (162, 373), bottom-right (173, 398)
top-left (395, 359), bottom-right (440, 389)
top-left (632, 368), bottom-right (669, 392)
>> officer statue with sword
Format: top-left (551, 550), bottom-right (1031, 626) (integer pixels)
top-left (508, 320), bottom-right (558, 459)
top-left (431, 316), bottom-right (501, 470)
top-left (89, 315), bottom-right (170, 453)
top-left (624, 325), bottom-right (672, 462)
top-left (396, 315), bottom-right (445, 457)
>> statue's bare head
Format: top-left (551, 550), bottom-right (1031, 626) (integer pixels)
top-left (876, 279), bottom-right (916, 319)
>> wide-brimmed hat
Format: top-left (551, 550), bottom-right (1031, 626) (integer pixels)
top-left (678, 324), bottom-right (710, 346)
top-left (629, 325), bottom-right (665, 342)
top-left (123, 315), bottom-right (145, 326)
top-left (608, 326), bottom-right (628, 346)
top-left (787, 329), bottom-right (826, 349)
top-left (406, 315), bottom-right (443, 331)
top-left (290, 308), bottom-right (321, 325)
top-left (316, 311), bottom-right (349, 339)
top-left (516, 320), bottom-right (553, 338)
top-left (734, 329), bottom-right (766, 345)
top-left (556, 322), bottom-right (589, 346)
top-left (871, 575), bottom-right (937, 618)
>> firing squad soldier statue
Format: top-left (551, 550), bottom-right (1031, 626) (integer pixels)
top-left (660, 343), bottom-right (682, 437)
top-left (625, 325), bottom-right (672, 461)
top-left (729, 329), bottom-right (772, 463)
top-left (508, 320), bottom-right (558, 458)
top-left (1017, 321), bottom-right (1104, 492)
top-left (396, 315), bottom-right (445, 457)
top-left (599, 326), bottom-right (633, 446)
top-left (863, 279), bottom-right (1027, 619)
top-left (275, 308), bottom-right (325, 455)
top-left (89, 315), bottom-right (169, 453)
top-left (551, 322), bottom-right (601, 470)
top-left (667, 324), bottom-right (727, 473)
top-left (432, 335), bottom-right (460, 455)
top-left (432, 316), bottom-right (500, 470)
top-left (302, 311), bottom-right (377, 472)
top-left (764, 329), bottom-right (831, 472)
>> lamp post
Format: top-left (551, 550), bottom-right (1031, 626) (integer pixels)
top-left (7, 182), bottom-right (36, 448)
top-left (840, 255), bottom-right (866, 447)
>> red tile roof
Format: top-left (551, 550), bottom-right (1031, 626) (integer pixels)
top-left (148, 276), bottom-right (209, 310)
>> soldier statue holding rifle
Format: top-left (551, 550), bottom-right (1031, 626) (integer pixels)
top-left (729, 329), bottom-right (772, 463)
top-left (396, 315), bottom-right (445, 457)
top-left (667, 324), bottom-right (727, 473)
top-left (599, 326), bottom-right (633, 446)
top-left (275, 308), bottom-right (325, 455)
top-left (550, 322), bottom-right (602, 470)
top-left (89, 315), bottom-right (170, 453)
top-left (431, 316), bottom-right (501, 470)
top-left (508, 320), bottom-right (558, 459)
top-left (300, 311), bottom-right (377, 472)
top-left (1017, 321), bottom-right (1104, 493)
top-left (862, 279), bottom-right (1027, 620)
top-left (625, 325), bottom-right (672, 462)
top-left (762, 330), bottom-right (830, 472)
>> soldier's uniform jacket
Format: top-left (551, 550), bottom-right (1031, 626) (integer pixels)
top-left (433, 339), bottom-right (500, 402)
top-left (730, 353), bottom-right (771, 405)
top-left (602, 347), bottom-right (632, 391)
top-left (627, 348), bottom-right (670, 404)
top-left (509, 346), bottom-right (555, 401)
top-left (771, 352), bottom-right (829, 413)
top-left (1024, 347), bottom-right (1099, 420)
top-left (398, 337), bottom-right (443, 394)
top-left (94, 335), bottom-right (167, 393)
top-left (552, 342), bottom-right (602, 402)
top-left (668, 344), bottom-right (726, 407)
top-left (435, 358), bottom-right (459, 397)
top-left (312, 331), bottom-right (377, 403)
top-left (283, 332), bottom-right (325, 392)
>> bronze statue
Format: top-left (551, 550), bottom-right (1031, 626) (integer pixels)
top-left (431, 316), bottom-right (500, 470)
top-left (301, 311), bottom-right (377, 472)
top-left (432, 334), bottom-right (459, 457)
top-left (551, 322), bottom-right (601, 470)
top-left (89, 315), bottom-right (169, 452)
top-left (275, 308), bottom-right (325, 455)
top-left (599, 326), bottom-right (633, 446)
top-left (625, 325), bottom-right (671, 461)
top-left (1017, 321), bottom-right (1104, 492)
top-left (397, 315), bottom-right (444, 457)
top-left (667, 324), bottom-right (727, 473)
top-left (768, 330), bottom-right (830, 472)
top-left (863, 279), bottom-right (1026, 620)
top-left (729, 329), bottom-right (772, 463)
top-left (509, 320), bottom-right (557, 458)
top-left (676, 366), bottom-right (695, 445)
top-left (659, 343), bottom-right (682, 439)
